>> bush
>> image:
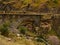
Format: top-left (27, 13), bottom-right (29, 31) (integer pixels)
top-left (3, 21), bottom-right (10, 27)
top-left (18, 26), bottom-right (28, 35)
top-left (53, 0), bottom-right (58, 4)
top-left (0, 23), bottom-right (9, 37)
top-left (35, 35), bottom-right (48, 45)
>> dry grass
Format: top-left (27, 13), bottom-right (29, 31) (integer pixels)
top-left (0, 35), bottom-right (21, 45)
top-left (0, 35), bottom-right (46, 45)
top-left (0, 35), bottom-right (35, 45)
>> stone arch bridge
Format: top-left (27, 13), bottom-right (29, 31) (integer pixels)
top-left (0, 11), bottom-right (60, 34)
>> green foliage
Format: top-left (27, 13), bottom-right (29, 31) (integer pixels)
top-left (35, 35), bottom-right (48, 45)
top-left (18, 26), bottom-right (36, 37)
top-left (4, 21), bottom-right (10, 27)
top-left (48, 29), bottom-right (57, 35)
top-left (18, 26), bottom-right (28, 35)
top-left (0, 22), bottom-right (10, 37)
top-left (53, 0), bottom-right (58, 4)
top-left (0, 25), bottom-right (9, 37)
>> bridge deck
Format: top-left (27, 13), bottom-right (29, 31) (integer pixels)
top-left (0, 11), bottom-right (60, 16)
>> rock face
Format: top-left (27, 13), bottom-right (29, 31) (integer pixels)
top-left (48, 35), bottom-right (60, 45)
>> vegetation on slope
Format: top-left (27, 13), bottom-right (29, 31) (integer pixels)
top-left (0, 0), bottom-right (60, 11)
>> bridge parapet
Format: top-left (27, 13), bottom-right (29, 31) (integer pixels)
top-left (0, 11), bottom-right (60, 16)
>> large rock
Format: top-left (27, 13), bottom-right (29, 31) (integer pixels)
top-left (48, 35), bottom-right (60, 45)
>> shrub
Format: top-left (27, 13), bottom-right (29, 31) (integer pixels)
top-left (0, 23), bottom-right (9, 37)
top-left (18, 26), bottom-right (28, 35)
top-left (36, 35), bottom-right (48, 45)
top-left (53, 0), bottom-right (58, 4)
top-left (3, 21), bottom-right (10, 27)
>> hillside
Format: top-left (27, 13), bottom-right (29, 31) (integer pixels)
top-left (0, 0), bottom-right (60, 45)
top-left (0, 0), bottom-right (60, 12)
